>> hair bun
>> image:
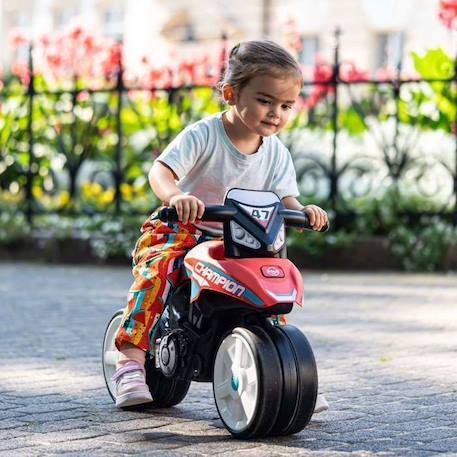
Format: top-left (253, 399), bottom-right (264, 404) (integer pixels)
top-left (230, 43), bottom-right (241, 57)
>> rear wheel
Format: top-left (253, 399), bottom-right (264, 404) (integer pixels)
top-left (267, 324), bottom-right (318, 436)
top-left (102, 309), bottom-right (190, 408)
top-left (144, 357), bottom-right (191, 408)
top-left (102, 309), bottom-right (124, 402)
top-left (213, 326), bottom-right (282, 439)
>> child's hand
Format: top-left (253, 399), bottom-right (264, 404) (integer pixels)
top-left (302, 205), bottom-right (328, 231)
top-left (169, 194), bottom-right (205, 224)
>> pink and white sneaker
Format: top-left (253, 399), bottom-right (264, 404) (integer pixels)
top-left (112, 361), bottom-right (153, 408)
top-left (314, 394), bottom-right (329, 414)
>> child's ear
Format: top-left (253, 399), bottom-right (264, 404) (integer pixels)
top-left (222, 84), bottom-right (236, 105)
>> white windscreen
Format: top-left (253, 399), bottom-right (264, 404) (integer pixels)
top-left (225, 189), bottom-right (280, 206)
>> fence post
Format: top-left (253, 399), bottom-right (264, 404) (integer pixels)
top-left (390, 50), bottom-right (403, 199)
top-left (114, 42), bottom-right (124, 214)
top-left (25, 43), bottom-right (35, 224)
top-left (330, 27), bottom-right (341, 215)
top-left (454, 51), bottom-right (457, 226)
top-left (219, 32), bottom-right (228, 81)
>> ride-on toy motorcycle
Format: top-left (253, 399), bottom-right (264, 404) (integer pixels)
top-left (102, 188), bottom-right (327, 439)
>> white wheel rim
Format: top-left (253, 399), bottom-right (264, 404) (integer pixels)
top-left (213, 333), bottom-right (259, 432)
top-left (102, 312), bottom-right (123, 400)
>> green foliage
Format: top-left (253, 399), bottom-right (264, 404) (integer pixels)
top-left (0, 85), bottom-right (222, 214)
top-left (389, 217), bottom-right (457, 271)
top-left (32, 213), bottom-right (147, 259)
top-left (0, 211), bottom-right (30, 243)
top-left (350, 186), bottom-right (451, 235)
top-left (286, 187), bottom-right (456, 271)
top-left (288, 226), bottom-right (355, 258)
top-left (410, 49), bottom-right (456, 134)
top-left (0, 47), bottom-right (455, 270)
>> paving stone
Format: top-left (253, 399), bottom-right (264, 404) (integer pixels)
top-left (0, 263), bottom-right (456, 456)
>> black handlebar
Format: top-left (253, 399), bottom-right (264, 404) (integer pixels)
top-left (278, 209), bottom-right (329, 233)
top-left (158, 205), bottom-right (329, 232)
top-left (158, 206), bottom-right (237, 223)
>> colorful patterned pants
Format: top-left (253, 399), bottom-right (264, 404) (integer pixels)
top-left (115, 215), bottom-right (217, 352)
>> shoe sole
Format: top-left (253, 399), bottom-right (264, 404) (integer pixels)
top-left (116, 391), bottom-right (153, 408)
top-left (313, 405), bottom-right (329, 414)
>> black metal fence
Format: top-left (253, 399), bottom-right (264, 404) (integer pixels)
top-left (1, 31), bottom-right (456, 227)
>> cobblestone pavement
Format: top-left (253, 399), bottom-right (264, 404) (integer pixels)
top-left (0, 262), bottom-right (456, 456)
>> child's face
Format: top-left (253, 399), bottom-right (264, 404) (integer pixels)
top-left (230, 74), bottom-right (301, 137)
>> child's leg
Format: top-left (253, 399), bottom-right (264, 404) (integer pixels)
top-left (117, 343), bottom-right (145, 369)
top-left (112, 219), bottom-right (204, 407)
top-left (115, 221), bottom-right (200, 354)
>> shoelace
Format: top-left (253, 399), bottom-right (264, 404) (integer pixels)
top-left (117, 370), bottom-right (144, 386)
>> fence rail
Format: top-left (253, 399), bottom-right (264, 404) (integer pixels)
top-left (0, 31), bottom-right (455, 228)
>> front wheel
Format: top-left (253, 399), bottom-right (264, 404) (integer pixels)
top-left (267, 324), bottom-right (318, 436)
top-left (213, 326), bottom-right (283, 439)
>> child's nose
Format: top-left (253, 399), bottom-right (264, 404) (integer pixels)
top-left (269, 105), bottom-right (281, 118)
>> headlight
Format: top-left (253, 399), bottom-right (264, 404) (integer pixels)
top-left (273, 224), bottom-right (285, 251)
top-left (230, 221), bottom-right (261, 249)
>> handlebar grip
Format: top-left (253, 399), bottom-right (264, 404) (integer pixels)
top-left (158, 205), bottom-right (238, 223)
top-left (279, 209), bottom-right (329, 232)
top-left (158, 207), bottom-right (179, 222)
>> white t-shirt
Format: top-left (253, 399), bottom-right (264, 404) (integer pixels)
top-left (156, 112), bottom-right (299, 233)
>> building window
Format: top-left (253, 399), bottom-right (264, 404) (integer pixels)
top-left (7, 11), bottom-right (31, 61)
top-left (103, 6), bottom-right (124, 41)
top-left (55, 10), bottom-right (76, 29)
top-left (161, 10), bottom-right (197, 43)
top-left (375, 31), bottom-right (405, 69)
top-left (299, 35), bottom-right (319, 67)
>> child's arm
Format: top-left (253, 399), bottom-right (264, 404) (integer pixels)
top-left (282, 196), bottom-right (328, 231)
top-left (149, 161), bottom-right (205, 224)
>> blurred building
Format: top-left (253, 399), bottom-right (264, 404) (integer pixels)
top-left (0, 0), bottom-right (454, 73)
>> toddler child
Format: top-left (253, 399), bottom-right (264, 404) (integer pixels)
top-left (113, 39), bottom-right (329, 414)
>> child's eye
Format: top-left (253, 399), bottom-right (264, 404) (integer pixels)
top-left (257, 98), bottom-right (271, 105)
top-left (282, 104), bottom-right (293, 110)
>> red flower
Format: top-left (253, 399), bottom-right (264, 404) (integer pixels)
top-left (375, 66), bottom-right (397, 82)
top-left (8, 28), bottom-right (29, 48)
top-left (69, 25), bottom-right (83, 40)
top-left (11, 60), bottom-right (30, 85)
top-left (439, 0), bottom-right (457, 29)
top-left (310, 57), bottom-right (334, 105)
top-left (77, 91), bottom-right (90, 103)
top-left (340, 62), bottom-right (369, 83)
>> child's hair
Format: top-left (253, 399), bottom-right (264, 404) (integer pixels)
top-left (217, 40), bottom-right (303, 94)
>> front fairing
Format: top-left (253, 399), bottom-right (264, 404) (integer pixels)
top-left (184, 241), bottom-right (303, 309)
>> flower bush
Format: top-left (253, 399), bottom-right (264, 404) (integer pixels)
top-left (439, 0), bottom-right (457, 29)
top-left (0, 11), bottom-right (455, 271)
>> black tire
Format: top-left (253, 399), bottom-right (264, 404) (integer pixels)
top-left (102, 309), bottom-right (190, 408)
top-left (102, 309), bottom-right (125, 403)
top-left (268, 324), bottom-right (318, 436)
top-left (144, 357), bottom-right (191, 408)
top-left (213, 326), bottom-right (283, 439)
top-left (144, 320), bottom-right (191, 408)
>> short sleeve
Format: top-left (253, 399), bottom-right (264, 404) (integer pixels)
top-left (271, 146), bottom-right (299, 199)
top-left (155, 126), bottom-right (203, 180)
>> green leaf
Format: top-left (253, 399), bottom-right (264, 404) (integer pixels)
top-left (412, 49), bottom-right (454, 80)
top-left (339, 107), bottom-right (368, 135)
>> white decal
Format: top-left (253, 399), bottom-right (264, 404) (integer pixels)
top-left (194, 262), bottom-right (246, 297)
top-left (239, 204), bottom-right (275, 227)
